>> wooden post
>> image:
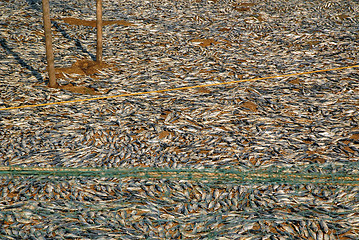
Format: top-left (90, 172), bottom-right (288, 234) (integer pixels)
top-left (41, 0), bottom-right (57, 88)
top-left (96, 0), bottom-right (103, 63)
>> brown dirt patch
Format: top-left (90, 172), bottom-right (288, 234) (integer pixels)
top-left (54, 59), bottom-right (113, 95)
top-left (289, 78), bottom-right (303, 85)
top-left (58, 83), bottom-right (100, 95)
top-left (159, 131), bottom-right (171, 139)
top-left (61, 17), bottom-right (133, 27)
top-left (196, 87), bottom-right (212, 93)
top-left (55, 58), bottom-right (112, 79)
top-left (239, 101), bottom-right (258, 112)
top-left (350, 133), bottom-right (359, 140)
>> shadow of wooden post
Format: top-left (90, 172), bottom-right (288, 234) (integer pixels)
top-left (41, 0), bottom-right (58, 88)
top-left (96, 0), bottom-right (103, 63)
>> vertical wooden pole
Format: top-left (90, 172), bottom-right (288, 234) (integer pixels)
top-left (41, 0), bottom-right (57, 88)
top-left (96, 0), bottom-right (103, 63)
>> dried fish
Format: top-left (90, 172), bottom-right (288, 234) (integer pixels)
top-left (0, 0), bottom-right (359, 238)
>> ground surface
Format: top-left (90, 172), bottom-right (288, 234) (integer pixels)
top-left (0, 0), bottom-right (358, 239)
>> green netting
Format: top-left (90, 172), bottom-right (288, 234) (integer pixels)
top-left (1, 164), bottom-right (358, 186)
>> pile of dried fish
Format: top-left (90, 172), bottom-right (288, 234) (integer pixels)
top-left (0, 176), bottom-right (358, 239)
top-left (0, 0), bottom-right (358, 238)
